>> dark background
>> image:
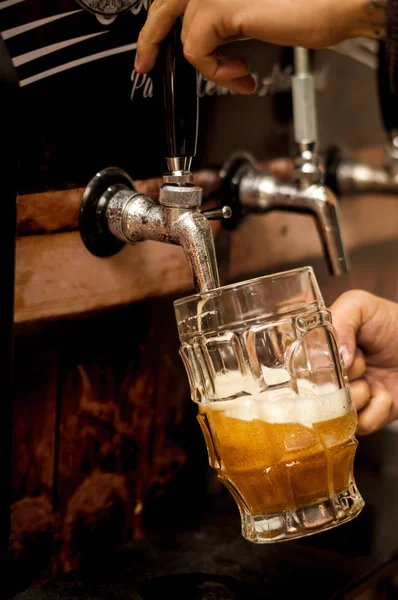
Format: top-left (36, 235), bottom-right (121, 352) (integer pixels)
top-left (0, 0), bottom-right (385, 194)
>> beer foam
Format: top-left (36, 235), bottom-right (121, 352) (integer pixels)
top-left (206, 371), bottom-right (351, 427)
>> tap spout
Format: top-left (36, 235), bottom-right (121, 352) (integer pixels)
top-left (175, 210), bottom-right (220, 292)
top-left (239, 169), bottom-right (349, 276)
top-left (104, 176), bottom-right (220, 293)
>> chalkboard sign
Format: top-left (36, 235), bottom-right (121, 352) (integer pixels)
top-left (0, 0), bottom-right (297, 193)
top-left (0, 1), bottom-right (382, 195)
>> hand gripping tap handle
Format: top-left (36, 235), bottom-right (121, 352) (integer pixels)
top-left (162, 17), bottom-right (199, 173)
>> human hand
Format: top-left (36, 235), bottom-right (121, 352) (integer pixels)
top-left (330, 290), bottom-right (398, 435)
top-left (135, 0), bottom-right (386, 94)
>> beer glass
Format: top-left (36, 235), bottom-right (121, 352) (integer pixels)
top-left (174, 266), bottom-right (364, 543)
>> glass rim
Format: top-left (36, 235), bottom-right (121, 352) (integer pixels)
top-left (174, 265), bottom-right (315, 308)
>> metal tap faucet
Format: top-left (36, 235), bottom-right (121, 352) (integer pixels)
top-left (217, 47), bottom-right (349, 276)
top-left (79, 18), bottom-right (222, 293)
top-left (291, 47), bottom-right (348, 275)
top-left (325, 40), bottom-right (398, 197)
top-left (237, 162), bottom-right (349, 277)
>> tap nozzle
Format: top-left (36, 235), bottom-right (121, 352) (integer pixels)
top-left (218, 152), bottom-right (350, 276)
top-left (79, 167), bottom-right (220, 293)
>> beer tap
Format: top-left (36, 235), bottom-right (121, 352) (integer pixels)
top-left (325, 40), bottom-right (398, 197)
top-left (217, 47), bottom-right (349, 276)
top-left (79, 18), bottom-right (225, 293)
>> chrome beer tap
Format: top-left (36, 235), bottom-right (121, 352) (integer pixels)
top-left (217, 47), bottom-right (349, 276)
top-left (325, 40), bottom-right (398, 197)
top-left (79, 18), bottom-right (224, 293)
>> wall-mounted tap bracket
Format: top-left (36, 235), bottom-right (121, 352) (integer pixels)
top-left (79, 167), bottom-right (137, 257)
top-left (214, 151), bottom-right (257, 231)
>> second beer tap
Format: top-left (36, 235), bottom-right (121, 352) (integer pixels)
top-left (218, 47), bottom-right (350, 276)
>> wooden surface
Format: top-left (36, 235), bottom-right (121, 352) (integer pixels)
top-left (9, 297), bottom-right (192, 594)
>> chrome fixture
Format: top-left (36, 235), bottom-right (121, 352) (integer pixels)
top-left (79, 19), bottom-right (229, 293)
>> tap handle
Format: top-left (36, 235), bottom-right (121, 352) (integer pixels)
top-left (292, 47), bottom-right (318, 147)
top-left (162, 17), bottom-right (198, 171)
top-left (377, 39), bottom-right (398, 134)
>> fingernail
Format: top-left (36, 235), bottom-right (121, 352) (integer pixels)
top-left (340, 345), bottom-right (351, 367)
top-left (250, 73), bottom-right (258, 93)
top-left (238, 74), bottom-right (257, 95)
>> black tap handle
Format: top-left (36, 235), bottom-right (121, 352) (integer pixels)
top-left (377, 39), bottom-right (398, 133)
top-left (162, 17), bottom-right (198, 163)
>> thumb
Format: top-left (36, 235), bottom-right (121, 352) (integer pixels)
top-left (329, 290), bottom-right (376, 371)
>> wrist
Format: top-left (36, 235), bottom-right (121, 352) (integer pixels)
top-left (346, 0), bottom-right (386, 40)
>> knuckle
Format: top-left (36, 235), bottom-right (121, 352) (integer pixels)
top-left (339, 289), bottom-right (370, 304)
top-left (358, 415), bottom-right (377, 435)
top-left (358, 424), bottom-right (374, 436)
top-left (182, 45), bottom-right (197, 64)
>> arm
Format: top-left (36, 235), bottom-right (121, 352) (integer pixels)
top-left (135, 0), bottom-right (387, 94)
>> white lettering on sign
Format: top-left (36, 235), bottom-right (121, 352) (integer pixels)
top-left (131, 70), bottom-right (153, 99)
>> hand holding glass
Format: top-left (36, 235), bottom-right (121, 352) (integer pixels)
top-left (174, 267), bottom-right (364, 543)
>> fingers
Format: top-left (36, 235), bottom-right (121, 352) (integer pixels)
top-left (349, 378), bottom-right (393, 435)
top-left (182, 2), bottom-right (256, 94)
top-left (347, 348), bottom-right (366, 381)
top-left (192, 53), bottom-right (255, 94)
top-left (136, 0), bottom-right (256, 93)
top-left (330, 290), bottom-right (379, 370)
top-left (349, 379), bottom-right (371, 413)
top-left (356, 383), bottom-right (393, 436)
top-left (346, 349), bottom-right (393, 435)
top-left (135, 0), bottom-right (188, 73)
top-left (200, 58), bottom-right (257, 94)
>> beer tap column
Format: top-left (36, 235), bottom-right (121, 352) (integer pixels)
top-left (79, 19), bottom-right (221, 293)
top-left (290, 46), bottom-right (349, 275)
top-left (217, 48), bottom-right (349, 276)
top-left (292, 47), bottom-right (322, 187)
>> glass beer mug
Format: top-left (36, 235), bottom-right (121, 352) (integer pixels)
top-left (174, 267), bottom-right (364, 543)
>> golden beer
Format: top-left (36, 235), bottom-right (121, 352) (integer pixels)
top-left (197, 385), bottom-right (360, 537)
top-left (174, 267), bottom-right (365, 542)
